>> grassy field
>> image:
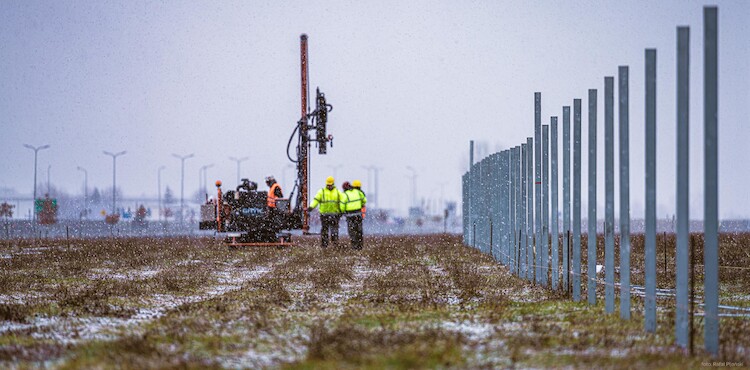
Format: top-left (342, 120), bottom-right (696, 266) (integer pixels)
top-left (0, 234), bottom-right (747, 369)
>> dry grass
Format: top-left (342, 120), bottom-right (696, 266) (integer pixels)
top-left (0, 234), bottom-right (746, 368)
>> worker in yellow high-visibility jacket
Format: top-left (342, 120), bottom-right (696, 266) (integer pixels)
top-left (340, 180), bottom-right (367, 250)
top-left (308, 176), bottom-right (342, 248)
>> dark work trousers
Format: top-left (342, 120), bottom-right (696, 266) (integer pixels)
top-left (345, 212), bottom-right (364, 250)
top-left (320, 214), bottom-right (340, 248)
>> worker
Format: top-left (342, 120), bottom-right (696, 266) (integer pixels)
top-left (352, 179), bottom-right (366, 219)
top-left (265, 176), bottom-right (283, 227)
top-left (307, 176), bottom-right (341, 248)
top-left (340, 180), bottom-right (367, 250)
top-left (265, 176), bottom-right (283, 207)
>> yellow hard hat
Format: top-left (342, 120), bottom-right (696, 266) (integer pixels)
top-left (352, 180), bottom-right (362, 188)
top-left (326, 176), bottom-right (335, 185)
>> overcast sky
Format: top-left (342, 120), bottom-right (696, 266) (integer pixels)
top-left (1, 0), bottom-right (748, 219)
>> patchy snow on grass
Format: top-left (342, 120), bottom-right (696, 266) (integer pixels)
top-left (441, 321), bottom-right (496, 341)
top-left (0, 265), bottom-right (276, 344)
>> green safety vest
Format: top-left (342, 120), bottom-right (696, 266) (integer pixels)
top-left (310, 187), bottom-right (342, 214)
top-left (340, 189), bottom-right (367, 213)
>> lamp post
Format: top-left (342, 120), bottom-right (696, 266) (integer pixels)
top-left (229, 156), bottom-right (249, 185)
top-left (23, 144), bottom-right (50, 224)
top-left (406, 166), bottom-right (417, 209)
top-left (77, 166), bottom-right (88, 219)
top-left (158, 166), bottom-right (165, 222)
top-left (362, 165), bottom-right (382, 208)
top-left (173, 153), bottom-right (194, 224)
top-left (103, 151), bottom-right (126, 216)
top-left (199, 164), bottom-right (214, 199)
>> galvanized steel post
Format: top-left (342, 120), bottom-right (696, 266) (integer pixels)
top-left (551, 118), bottom-right (559, 289)
top-left (508, 148), bottom-right (518, 272)
top-left (675, 26), bottom-right (690, 349)
top-left (573, 99), bottom-right (582, 302)
top-left (542, 124), bottom-right (550, 287)
top-left (588, 88), bottom-right (598, 305)
top-left (645, 48), bottom-right (657, 334)
top-left (619, 65), bottom-right (631, 320)
top-left (535, 92), bottom-right (543, 285)
top-left (507, 150), bottom-right (513, 265)
top-left (506, 150), bottom-right (510, 266)
top-left (605, 76), bottom-right (615, 314)
top-left (563, 107), bottom-right (571, 290)
top-left (703, 7), bottom-right (719, 355)
top-left (516, 146), bottom-right (523, 275)
top-left (521, 143), bottom-right (528, 278)
top-left (527, 137), bottom-right (534, 282)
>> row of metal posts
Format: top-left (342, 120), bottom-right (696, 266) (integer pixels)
top-left (461, 6), bottom-right (719, 355)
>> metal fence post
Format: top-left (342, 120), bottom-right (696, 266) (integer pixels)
top-left (619, 65), bottom-right (631, 320)
top-left (588, 88), bottom-right (598, 306)
top-left (521, 143), bottom-right (528, 278)
top-left (527, 137), bottom-right (534, 282)
top-left (573, 99), bottom-right (582, 302)
top-left (676, 26), bottom-right (690, 349)
top-left (703, 6), bottom-right (719, 355)
top-left (563, 106), bottom-right (571, 290)
top-left (463, 172), bottom-right (468, 246)
top-left (535, 92), bottom-right (543, 285)
top-left (542, 124), bottom-right (550, 287)
top-left (645, 48), bottom-right (657, 334)
top-left (552, 119), bottom-right (559, 289)
top-left (516, 146), bottom-right (523, 275)
top-left (506, 150), bottom-right (510, 266)
top-left (605, 76), bottom-right (616, 314)
top-left (507, 150), bottom-right (513, 266)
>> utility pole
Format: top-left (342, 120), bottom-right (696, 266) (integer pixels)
top-left (23, 144), bottom-right (50, 226)
top-left (173, 153), bottom-right (194, 225)
top-left (200, 164), bottom-right (214, 199)
top-left (103, 151), bottom-right (126, 216)
top-left (77, 166), bottom-right (88, 219)
top-left (229, 156), bottom-right (249, 185)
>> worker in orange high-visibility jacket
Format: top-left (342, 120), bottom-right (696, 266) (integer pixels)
top-left (307, 176), bottom-right (342, 248)
top-left (265, 176), bottom-right (283, 227)
top-left (340, 180), bottom-right (367, 250)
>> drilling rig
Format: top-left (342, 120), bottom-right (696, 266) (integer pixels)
top-left (199, 34), bottom-right (333, 247)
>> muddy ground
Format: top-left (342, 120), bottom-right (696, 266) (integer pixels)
top-left (0, 234), bottom-right (747, 369)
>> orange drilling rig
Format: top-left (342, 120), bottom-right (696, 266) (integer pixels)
top-left (199, 34), bottom-right (333, 247)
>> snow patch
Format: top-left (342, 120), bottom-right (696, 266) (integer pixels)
top-left (441, 321), bottom-right (496, 340)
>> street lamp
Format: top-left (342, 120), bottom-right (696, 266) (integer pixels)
top-left (199, 164), bottom-right (214, 199)
top-left (103, 151), bottom-right (126, 215)
top-left (158, 166), bottom-right (165, 222)
top-left (406, 166), bottom-right (417, 209)
top-left (361, 165), bottom-right (382, 208)
top-left (173, 153), bottom-right (194, 224)
top-left (229, 156), bottom-right (249, 185)
top-left (23, 143), bottom-right (50, 224)
top-left (77, 166), bottom-right (88, 219)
